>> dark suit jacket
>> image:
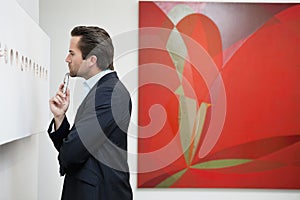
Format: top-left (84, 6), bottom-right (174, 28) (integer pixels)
top-left (48, 72), bottom-right (133, 200)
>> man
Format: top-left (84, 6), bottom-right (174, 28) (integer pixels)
top-left (48, 26), bottom-right (133, 200)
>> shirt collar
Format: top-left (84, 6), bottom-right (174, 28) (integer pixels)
top-left (83, 69), bottom-right (114, 91)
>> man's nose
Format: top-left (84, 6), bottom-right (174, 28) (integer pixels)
top-left (65, 55), bottom-right (71, 63)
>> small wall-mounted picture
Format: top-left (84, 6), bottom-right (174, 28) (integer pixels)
top-left (29, 59), bottom-right (32, 71)
top-left (3, 44), bottom-right (8, 64)
top-left (15, 51), bottom-right (19, 68)
top-left (10, 49), bottom-right (13, 66)
top-left (25, 57), bottom-right (28, 71)
top-left (21, 55), bottom-right (24, 71)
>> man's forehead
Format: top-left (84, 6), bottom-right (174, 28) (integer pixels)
top-left (70, 36), bottom-right (81, 44)
top-left (69, 36), bottom-right (81, 50)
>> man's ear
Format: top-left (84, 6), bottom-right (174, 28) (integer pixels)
top-left (87, 55), bottom-right (97, 68)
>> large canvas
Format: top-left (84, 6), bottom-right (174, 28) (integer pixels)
top-left (0, 0), bottom-right (50, 144)
top-left (138, 1), bottom-right (300, 189)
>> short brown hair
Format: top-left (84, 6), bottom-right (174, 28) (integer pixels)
top-left (71, 26), bottom-right (114, 70)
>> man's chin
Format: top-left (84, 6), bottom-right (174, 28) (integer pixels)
top-left (69, 71), bottom-right (77, 77)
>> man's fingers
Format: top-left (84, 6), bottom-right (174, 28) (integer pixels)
top-left (50, 96), bottom-right (62, 106)
top-left (59, 83), bottom-right (64, 91)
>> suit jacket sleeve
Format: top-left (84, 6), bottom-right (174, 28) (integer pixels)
top-left (47, 113), bottom-right (96, 175)
top-left (47, 116), bottom-right (70, 151)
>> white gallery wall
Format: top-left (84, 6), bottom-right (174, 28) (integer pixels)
top-left (0, 0), bottom-right (50, 145)
top-left (0, 1), bottom-right (40, 200)
top-left (39, 0), bottom-right (300, 200)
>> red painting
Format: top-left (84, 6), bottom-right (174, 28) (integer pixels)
top-left (138, 1), bottom-right (300, 189)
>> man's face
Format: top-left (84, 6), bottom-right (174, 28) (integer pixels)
top-left (65, 36), bottom-right (87, 78)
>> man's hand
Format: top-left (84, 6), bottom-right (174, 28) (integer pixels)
top-left (49, 83), bottom-right (70, 130)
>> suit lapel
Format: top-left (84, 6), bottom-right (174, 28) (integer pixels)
top-left (74, 72), bottom-right (117, 122)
